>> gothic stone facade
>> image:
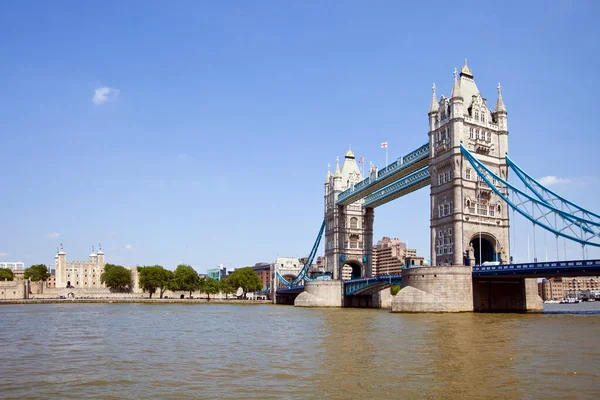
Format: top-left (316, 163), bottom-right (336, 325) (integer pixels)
top-left (324, 150), bottom-right (374, 280)
top-left (428, 60), bottom-right (509, 266)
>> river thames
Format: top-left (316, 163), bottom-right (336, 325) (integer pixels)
top-left (1, 303), bottom-right (599, 399)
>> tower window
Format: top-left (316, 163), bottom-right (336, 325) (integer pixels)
top-left (466, 168), bottom-right (472, 180)
top-left (350, 217), bottom-right (358, 229)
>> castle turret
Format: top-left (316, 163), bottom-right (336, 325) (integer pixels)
top-left (496, 82), bottom-right (509, 158)
top-left (57, 245), bottom-right (66, 288)
top-left (496, 83), bottom-right (507, 130)
top-left (428, 83), bottom-right (439, 131)
top-left (97, 243), bottom-right (105, 266)
top-left (333, 156), bottom-right (342, 193)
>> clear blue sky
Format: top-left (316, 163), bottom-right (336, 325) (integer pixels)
top-left (1, 0), bottom-right (599, 272)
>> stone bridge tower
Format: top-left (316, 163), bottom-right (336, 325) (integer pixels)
top-left (428, 59), bottom-right (510, 267)
top-left (324, 149), bottom-right (374, 280)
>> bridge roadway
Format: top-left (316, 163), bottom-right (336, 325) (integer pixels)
top-left (472, 259), bottom-right (600, 278)
top-left (336, 143), bottom-right (429, 206)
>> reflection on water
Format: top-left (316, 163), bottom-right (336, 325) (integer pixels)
top-left (0, 303), bottom-right (599, 399)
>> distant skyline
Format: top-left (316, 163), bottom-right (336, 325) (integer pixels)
top-left (1, 1), bottom-right (600, 273)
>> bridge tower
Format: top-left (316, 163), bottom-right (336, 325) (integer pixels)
top-left (324, 149), bottom-right (374, 280)
top-left (428, 59), bottom-right (510, 267)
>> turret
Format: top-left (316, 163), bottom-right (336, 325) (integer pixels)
top-left (333, 156), bottom-right (342, 194)
top-left (428, 83), bottom-right (439, 132)
top-left (496, 83), bottom-right (507, 131)
top-left (450, 68), bottom-right (463, 119)
top-left (57, 244), bottom-right (66, 288)
top-left (496, 83), bottom-right (509, 156)
top-left (89, 245), bottom-right (98, 263)
top-left (97, 243), bottom-right (105, 266)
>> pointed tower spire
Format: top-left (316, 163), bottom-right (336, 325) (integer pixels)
top-left (451, 68), bottom-right (462, 99)
top-left (325, 162), bottom-right (332, 183)
top-left (429, 83), bottom-right (439, 114)
top-left (496, 83), bottom-right (507, 113)
top-left (334, 156), bottom-right (341, 177)
top-left (460, 57), bottom-right (473, 78)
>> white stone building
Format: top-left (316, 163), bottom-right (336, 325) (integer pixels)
top-left (324, 148), bottom-right (374, 280)
top-left (54, 245), bottom-right (106, 289)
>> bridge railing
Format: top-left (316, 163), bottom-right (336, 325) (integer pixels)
top-left (472, 259), bottom-right (600, 273)
top-left (336, 142), bottom-right (429, 203)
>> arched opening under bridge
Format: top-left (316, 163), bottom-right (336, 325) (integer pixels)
top-left (470, 234), bottom-right (497, 265)
top-left (342, 260), bottom-right (363, 280)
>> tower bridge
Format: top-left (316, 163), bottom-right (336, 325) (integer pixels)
top-left (274, 59), bottom-right (600, 312)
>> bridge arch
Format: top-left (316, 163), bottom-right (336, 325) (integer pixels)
top-left (469, 233), bottom-right (498, 265)
top-left (341, 260), bottom-right (363, 280)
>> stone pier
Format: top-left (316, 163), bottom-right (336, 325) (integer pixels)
top-left (295, 281), bottom-right (343, 307)
top-left (392, 266), bottom-right (474, 312)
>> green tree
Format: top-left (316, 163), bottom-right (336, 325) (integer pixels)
top-left (172, 264), bottom-right (200, 297)
top-left (390, 285), bottom-right (401, 296)
top-left (101, 264), bottom-right (132, 291)
top-left (137, 265), bottom-right (173, 298)
top-left (24, 264), bottom-right (50, 282)
top-left (201, 277), bottom-right (220, 300)
top-left (219, 277), bottom-right (237, 299)
top-left (228, 267), bottom-right (262, 299)
top-left (0, 268), bottom-right (14, 281)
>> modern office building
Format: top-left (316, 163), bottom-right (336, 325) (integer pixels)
top-left (207, 264), bottom-right (227, 281)
top-left (372, 237), bottom-right (418, 275)
top-left (0, 262), bottom-right (25, 273)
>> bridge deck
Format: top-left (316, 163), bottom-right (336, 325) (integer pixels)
top-left (472, 259), bottom-right (600, 278)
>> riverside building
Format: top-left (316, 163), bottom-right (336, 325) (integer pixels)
top-left (54, 244), bottom-right (106, 289)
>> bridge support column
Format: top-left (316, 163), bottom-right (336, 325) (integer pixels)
top-left (364, 207), bottom-right (374, 277)
top-left (392, 266), bottom-right (474, 312)
top-left (473, 277), bottom-right (543, 312)
top-left (295, 280), bottom-right (343, 307)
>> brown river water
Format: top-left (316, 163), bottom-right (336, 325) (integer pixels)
top-left (0, 302), bottom-right (599, 399)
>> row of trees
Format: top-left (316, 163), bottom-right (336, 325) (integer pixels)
top-left (101, 264), bottom-right (262, 299)
top-left (1, 262), bottom-right (263, 300)
top-left (0, 264), bottom-right (51, 282)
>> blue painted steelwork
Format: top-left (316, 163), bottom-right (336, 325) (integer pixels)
top-left (362, 167), bottom-right (431, 208)
top-left (344, 275), bottom-right (402, 295)
top-left (460, 144), bottom-right (600, 247)
top-left (275, 220), bottom-right (326, 288)
top-left (256, 284), bottom-right (270, 295)
top-left (336, 143), bottom-right (429, 206)
top-left (472, 259), bottom-right (600, 278)
top-left (506, 156), bottom-right (600, 232)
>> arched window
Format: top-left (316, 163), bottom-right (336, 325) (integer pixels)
top-left (350, 217), bottom-right (358, 229)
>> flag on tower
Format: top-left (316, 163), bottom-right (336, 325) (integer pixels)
top-left (381, 142), bottom-right (388, 148)
top-left (358, 157), bottom-right (364, 163)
